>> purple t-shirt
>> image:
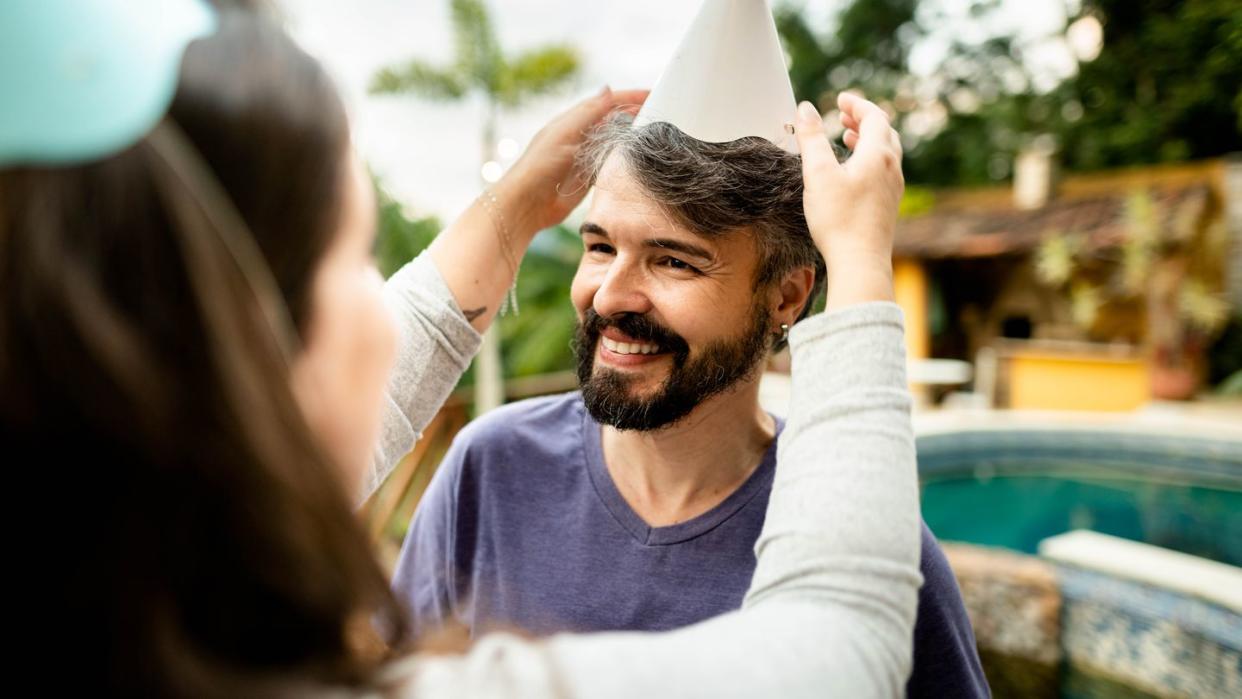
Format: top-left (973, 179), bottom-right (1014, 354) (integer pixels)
top-left (394, 393), bottom-right (989, 698)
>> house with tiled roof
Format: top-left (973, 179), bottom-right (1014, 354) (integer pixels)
top-left (890, 153), bottom-right (1241, 411)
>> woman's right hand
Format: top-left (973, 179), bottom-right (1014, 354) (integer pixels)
top-left (429, 88), bottom-right (646, 332)
top-left (495, 87), bottom-right (649, 239)
top-left (793, 92), bottom-right (904, 311)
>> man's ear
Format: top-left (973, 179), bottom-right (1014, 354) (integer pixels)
top-left (772, 266), bottom-right (816, 325)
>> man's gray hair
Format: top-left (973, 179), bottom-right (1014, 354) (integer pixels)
top-left (579, 113), bottom-right (827, 340)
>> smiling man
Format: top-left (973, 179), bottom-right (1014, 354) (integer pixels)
top-left (392, 115), bottom-right (989, 697)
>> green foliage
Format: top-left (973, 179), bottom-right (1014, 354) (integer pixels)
top-left (370, 62), bottom-right (467, 101)
top-left (777, 0), bottom-right (921, 109)
top-left (1033, 190), bottom-right (1231, 348)
top-left (373, 181), bottom-right (440, 279)
top-left (1219, 369), bottom-right (1242, 396)
top-left (449, 0), bottom-right (503, 86)
top-left (1034, 231), bottom-right (1085, 287)
top-left (1120, 191), bottom-right (1159, 293)
top-left (777, 0), bottom-right (1039, 185)
top-left (1068, 281), bottom-right (1103, 328)
top-left (368, 0), bottom-right (584, 393)
top-left (778, 0), bottom-right (1242, 185)
top-left (498, 45), bottom-right (580, 106)
top-left (1207, 314), bottom-right (1242, 387)
top-left (903, 95), bottom-right (1038, 186)
top-left (373, 188), bottom-right (583, 378)
top-left (1179, 279), bottom-right (1231, 334)
top-left (921, 0), bottom-right (1242, 182)
top-left (1053, 0), bottom-right (1242, 172)
top-left (498, 225), bottom-right (583, 377)
top-left (897, 185), bottom-right (936, 217)
top-left (369, 0), bottom-right (580, 107)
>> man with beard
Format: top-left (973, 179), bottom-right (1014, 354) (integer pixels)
top-left (392, 108), bottom-right (989, 698)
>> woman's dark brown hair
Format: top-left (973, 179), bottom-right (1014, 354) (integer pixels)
top-left (0, 11), bottom-right (409, 695)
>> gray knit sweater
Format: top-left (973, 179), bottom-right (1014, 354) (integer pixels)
top-left (362, 252), bottom-right (922, 698)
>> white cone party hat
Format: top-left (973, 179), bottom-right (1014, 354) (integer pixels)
top-left (635, 0), bottom-right (799, 153)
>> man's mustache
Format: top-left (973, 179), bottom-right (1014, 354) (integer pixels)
top-left (578, 309), bottom-right (690, 356)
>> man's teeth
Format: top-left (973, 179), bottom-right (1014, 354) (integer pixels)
top-left (601, 337), bottom-right (660, 355)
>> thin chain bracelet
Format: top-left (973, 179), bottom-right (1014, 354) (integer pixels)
top-left (479, 187), bottom-right (520, 316)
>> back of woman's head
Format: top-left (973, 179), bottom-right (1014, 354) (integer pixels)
top-left (1, 10), bottom-right (407, 695)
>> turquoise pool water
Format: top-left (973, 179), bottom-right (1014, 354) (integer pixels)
top-left (917, 429), bottom-right (1242, 565)
top-left (917, 428), bottom-right (1242, 697)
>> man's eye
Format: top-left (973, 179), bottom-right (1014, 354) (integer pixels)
top-left (660, 257), bottom-right (701, 274)
top-left (587, 243), bottom-right (615, 255)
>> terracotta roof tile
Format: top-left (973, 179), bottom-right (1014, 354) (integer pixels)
top-left (894, 184), bottom-right (1210, 259)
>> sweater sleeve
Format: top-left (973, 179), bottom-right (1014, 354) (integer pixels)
top-left (361, 251), bottom-right (482, 503)
top-left (384, 302), bottom-right (924, 698)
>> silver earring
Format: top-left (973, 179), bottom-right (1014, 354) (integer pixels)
top-left (778, 323), bottom-right (790, 343)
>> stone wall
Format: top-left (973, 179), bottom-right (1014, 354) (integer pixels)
top-left (943, 543), bottom-right (1061, 698)
top-left (943, 540), bottom-right (1242, 698)
top-left (1057, 567), bottom-right (1242, 698)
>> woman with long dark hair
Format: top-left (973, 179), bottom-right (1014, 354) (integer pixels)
top-left (2, 2), bottom-right (920, 696)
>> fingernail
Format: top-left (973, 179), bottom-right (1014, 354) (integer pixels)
top-left (797, 101), bottom-right (818, 124)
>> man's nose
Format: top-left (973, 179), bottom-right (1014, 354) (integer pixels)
top-left (592, 259), bottom-right (654, 319)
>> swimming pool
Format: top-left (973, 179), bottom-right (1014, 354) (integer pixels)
top-left (916, 425), bottom-right (1242, 698)
top-left (918, 428), bottom-right (1242, 565)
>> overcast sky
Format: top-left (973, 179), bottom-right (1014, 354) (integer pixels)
top-left (277, 0), bottom-right (1074, 221)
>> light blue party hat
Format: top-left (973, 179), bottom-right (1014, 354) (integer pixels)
top-left (0, 0), bottom-right (217, 167)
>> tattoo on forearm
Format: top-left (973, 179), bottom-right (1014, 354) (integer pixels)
top-left (462, 307), bottom-right (487, 322)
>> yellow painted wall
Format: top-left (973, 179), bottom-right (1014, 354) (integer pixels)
top-left (1008, 351), bottom-right (1150, 411)
top-left (893, 258), bottom-right (930, 360)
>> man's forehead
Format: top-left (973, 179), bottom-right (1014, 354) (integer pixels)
top-left (587, 154), bottom-right (693, 239)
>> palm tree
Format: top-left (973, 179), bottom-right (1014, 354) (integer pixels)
top-left (370, 0), bottom-right (580, 413)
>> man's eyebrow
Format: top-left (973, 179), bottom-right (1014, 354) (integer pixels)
top-left (646, 238), bottom-right (713, 261)
top-left (581, 221), bottom-right (714, 261)
top-left (580, 222), bottom-right (608, 237)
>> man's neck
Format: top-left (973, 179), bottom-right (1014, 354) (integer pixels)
top-left (600, 376), bottom-right (775, 527)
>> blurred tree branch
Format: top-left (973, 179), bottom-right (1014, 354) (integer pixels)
top-left (777, 0), bottom-right (1242, 185)
top-left (368, 0), bottom-right (582, 410)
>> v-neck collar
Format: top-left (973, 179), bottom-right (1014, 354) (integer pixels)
top-left (577, 398), bottom-right (779, 547)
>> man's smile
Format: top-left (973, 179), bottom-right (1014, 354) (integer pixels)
top-left (597, 328), bottom-right (671, 368)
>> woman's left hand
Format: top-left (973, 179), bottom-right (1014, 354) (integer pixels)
top-left (496, 87), bottom-right (648, 237)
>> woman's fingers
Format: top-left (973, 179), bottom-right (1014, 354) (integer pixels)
top-left (585, 87), bottom-right (651, 123)
top-left (608, 88), bottom-right (650, 115)
top-left (844, 94), bottom-right (892, 153)
top-left (561, 87), bottom-right (650, 135)
top-left (552, 87), bottom-right (612, 135)
top-left (838, 94), bottom-right (899, 156)
top-left (837, 92), bottom-right (900, 172)
top-left (794, 101), bottom-right (842, 178)
top-left (500, 87), bottom-right (650, 232)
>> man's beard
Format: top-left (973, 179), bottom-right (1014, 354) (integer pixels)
top-left (573, 303), bottom-right (772, 431)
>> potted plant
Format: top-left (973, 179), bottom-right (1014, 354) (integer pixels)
top-left (1034, 190), bottom-right (1231, 400)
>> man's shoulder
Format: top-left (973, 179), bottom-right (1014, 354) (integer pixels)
top-left (908, 522), bottom-right (991, 697)
top-left (429, 392), bottom-right (593, 523)
top-left (916, 520), bottom-right (960, 593)
top-left (450, 391), bottom-right (586, 463)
